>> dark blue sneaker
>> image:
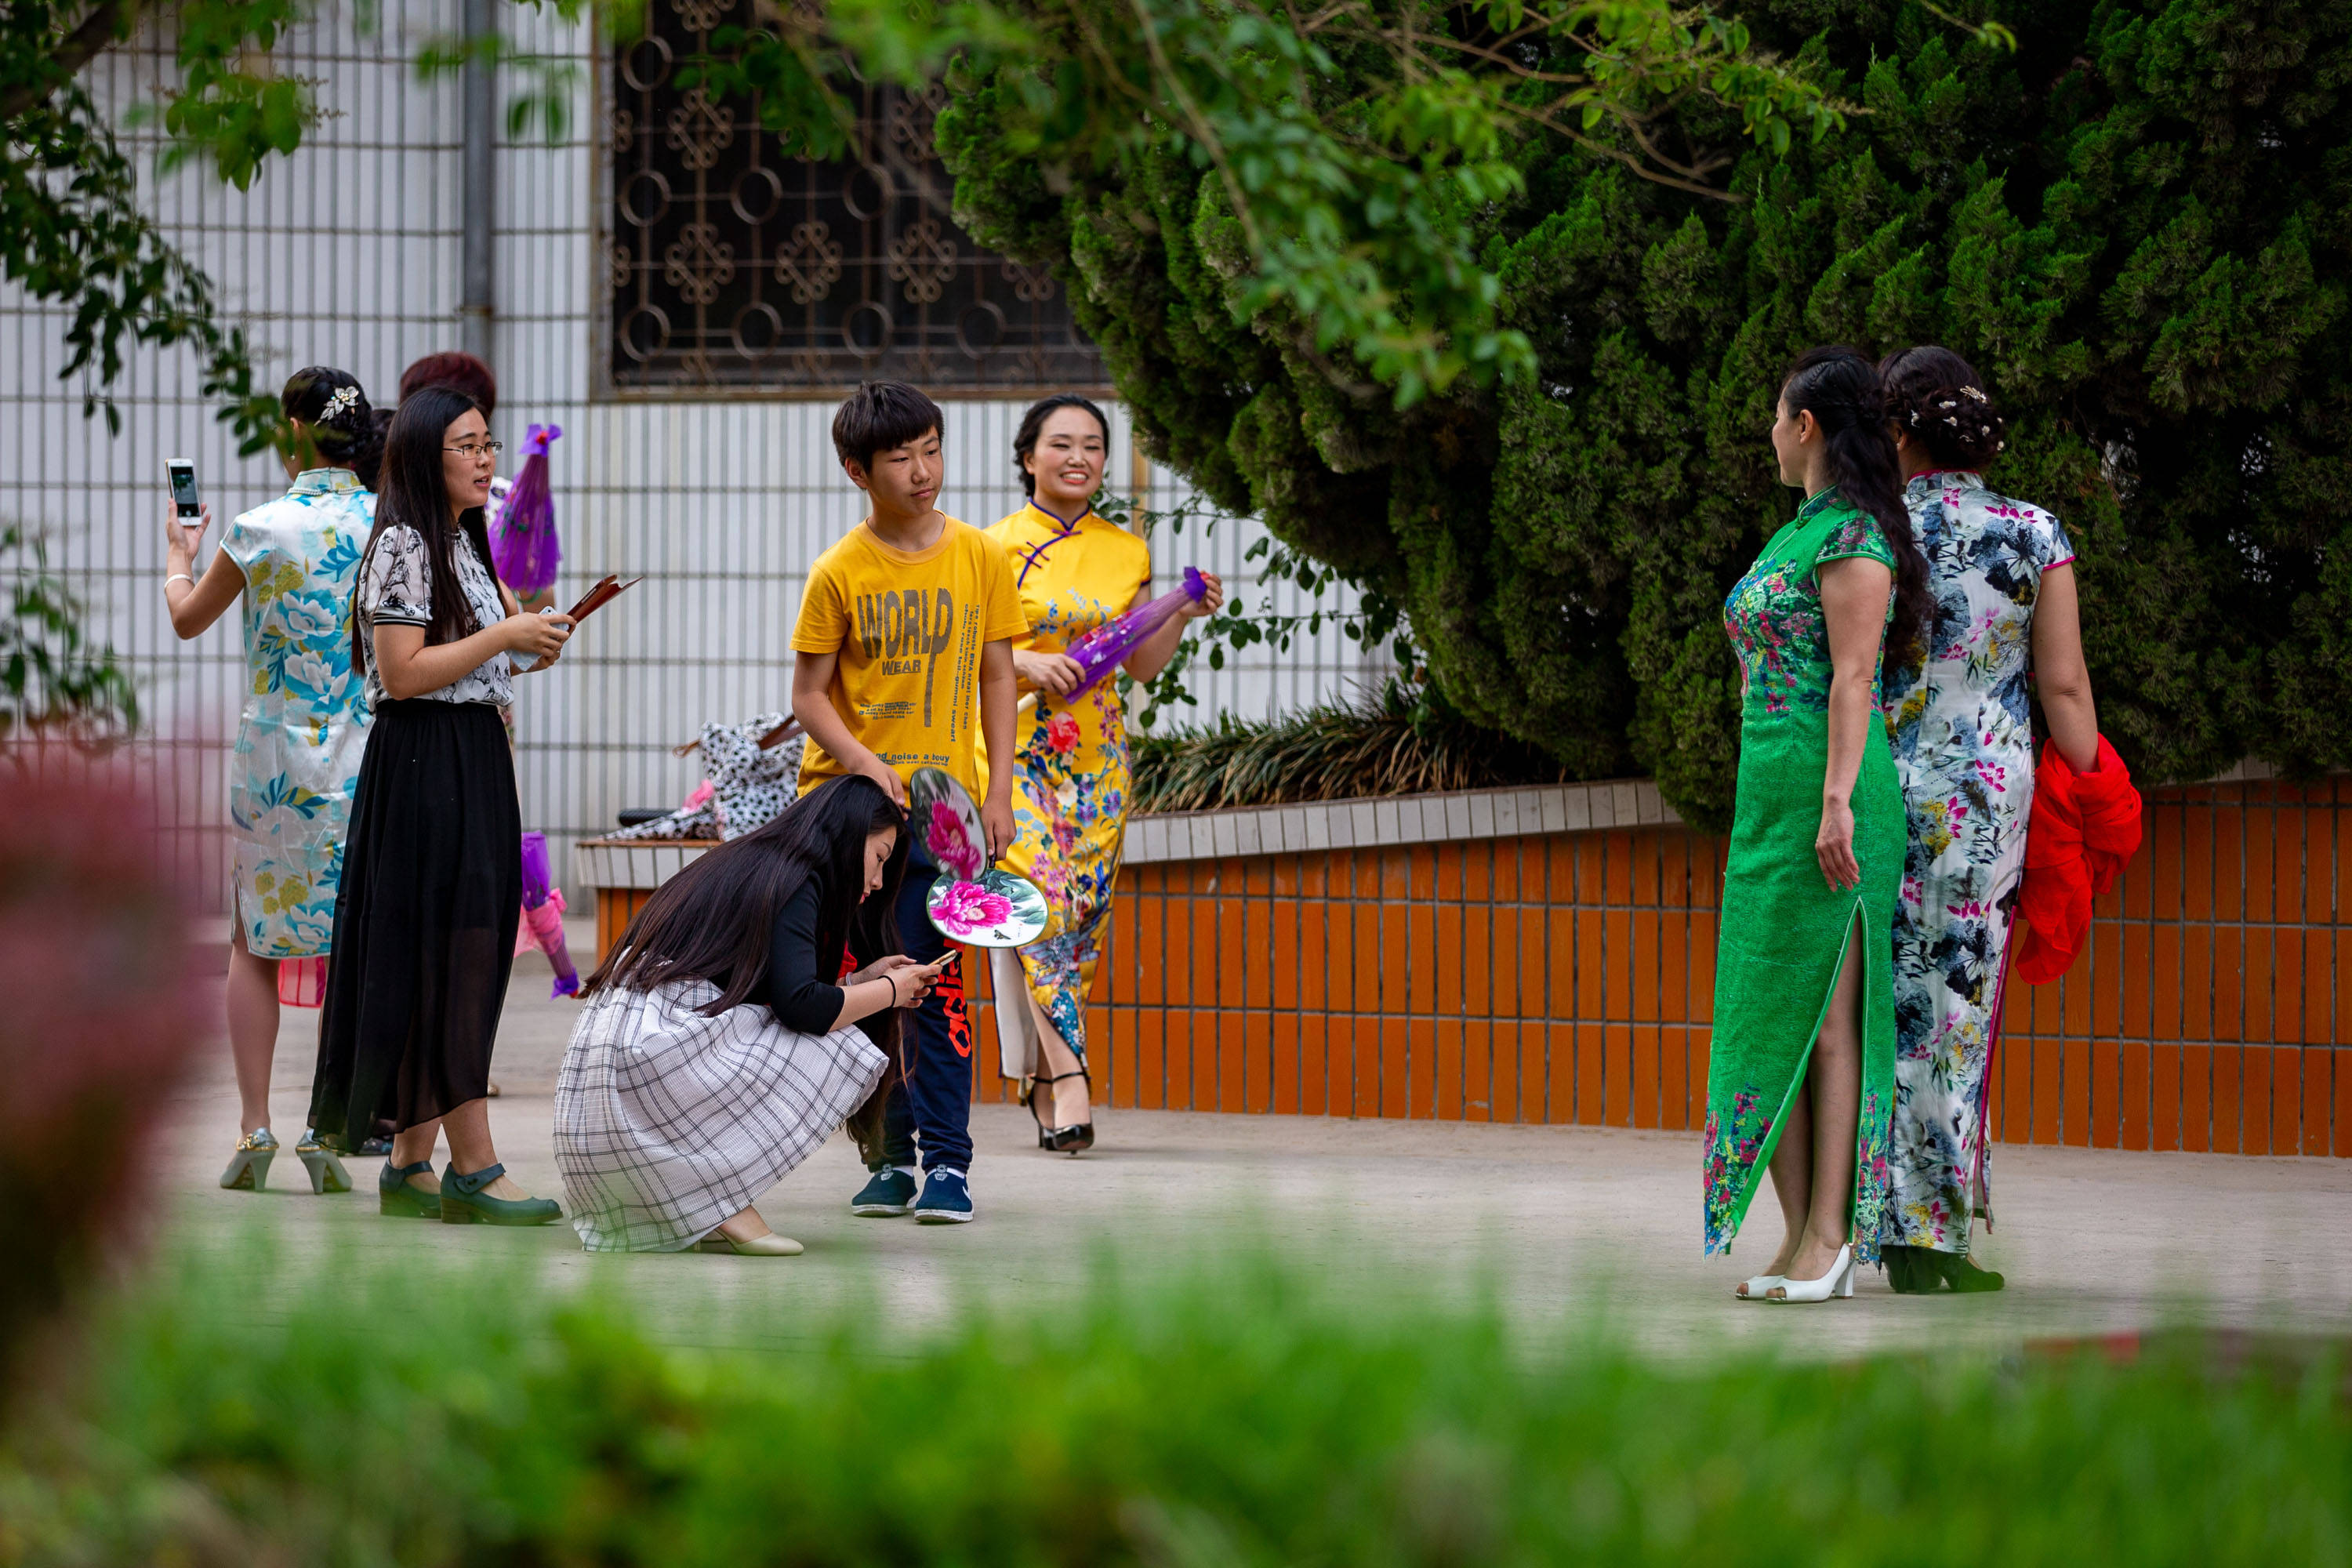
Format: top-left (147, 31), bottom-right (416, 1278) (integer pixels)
top-left (913, 1167), bottom-right (975, 1225)
top-left (850, 1164), bottom-right (918, 1217)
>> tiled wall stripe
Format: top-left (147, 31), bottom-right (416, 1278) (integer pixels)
top-left (961, 777), bottom-right (2349, 1156)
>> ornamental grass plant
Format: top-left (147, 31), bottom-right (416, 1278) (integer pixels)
top-left (2, 1242), bottom-right (2346, 1566)
top-left (1129, 683), bottom-right (1576, 815)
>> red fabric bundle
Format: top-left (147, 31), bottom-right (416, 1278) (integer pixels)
top-left (2013, 736), bottom-right (2143, 984)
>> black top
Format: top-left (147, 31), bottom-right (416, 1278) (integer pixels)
top-left (760, 877), bottom-right (846, 1035)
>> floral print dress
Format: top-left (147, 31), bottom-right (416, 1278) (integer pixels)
top-left (1880, 470), bottom-right (2075, 1253)
top-left (220, 468), bottom-right (374, 958)
top-left (982, 503), bottom-right (1152, 1064)
top-left (1703, 488), bottom-right (1905, 1260)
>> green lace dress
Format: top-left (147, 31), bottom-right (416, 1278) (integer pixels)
top-left (1702, 488), bottom-right (1903, 1260)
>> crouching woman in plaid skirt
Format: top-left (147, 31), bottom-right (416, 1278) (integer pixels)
top-left (554, 776), bottom-right (941, 1255)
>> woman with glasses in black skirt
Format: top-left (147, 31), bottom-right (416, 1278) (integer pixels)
top-left (308, 383), bottom-right (574, 1224)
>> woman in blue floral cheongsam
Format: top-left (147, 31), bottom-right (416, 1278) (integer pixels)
top-left (1875, 347), bottom-right (2101, 1294)
top-left (166, 367), bottom-right (383, 1198)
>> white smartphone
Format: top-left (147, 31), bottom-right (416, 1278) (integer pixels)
top-left (165, 457), bottom-right (201, 519)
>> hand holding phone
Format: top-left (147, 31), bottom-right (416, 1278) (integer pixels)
top-left (894, 960), bottom-right (949, 1008)
top-left (164, 499), bottom-right (212, 563)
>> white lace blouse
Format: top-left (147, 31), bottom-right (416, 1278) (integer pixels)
top-left (356, 523), bottom-right (515, 708)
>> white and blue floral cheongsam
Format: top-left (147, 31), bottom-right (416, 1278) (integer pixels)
top-left (1880, 469), bottom-right (2075, 1253)
top-left (220, 468), bottom-right (374, 958)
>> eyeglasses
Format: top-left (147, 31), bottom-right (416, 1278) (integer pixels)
top-left (444, 441), bottom-right (503, 460)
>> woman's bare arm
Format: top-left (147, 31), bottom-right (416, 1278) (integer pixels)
top-left (2031, 563), bottom-right (2100, 772)
top-left (1814, 556), bottom-right (1894, 891)
top-left (163, 503), bottom-right (245, 639)
top-left (373, 610), bottom-right (568, 702)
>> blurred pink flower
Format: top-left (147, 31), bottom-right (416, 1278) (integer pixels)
top-left (926, 801), bottom-right (979, 875)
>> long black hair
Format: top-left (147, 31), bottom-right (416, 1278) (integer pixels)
top-left (281, 366), bottom-right (385, 488)
top-left (1013, 393), bottom-right (1111, 497)
top-left (583, 775), bottom-right (911, 1017)
top-left (355, 383), bottom-right (499, 673)
top-left (1878, 345), bottom-right (2006, 470)
top-left (1780, 346), bottom-right (1931, 665)
top-left (584, 776), bottom-right (913, 1160)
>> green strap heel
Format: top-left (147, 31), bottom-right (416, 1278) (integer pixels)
top-left (437, 1163), bottom-right (562, 1226)
top-left (379, 1159), bottom-right (441, 1218)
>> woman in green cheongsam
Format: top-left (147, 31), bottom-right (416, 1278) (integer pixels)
top-left (1702, 347), bottom-right (1930, 1304)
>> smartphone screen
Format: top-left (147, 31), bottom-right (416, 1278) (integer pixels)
top-left (166, 459), bottom-right (200, 518)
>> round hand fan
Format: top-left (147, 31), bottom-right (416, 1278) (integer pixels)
top-left (924, 866), bottom-right (1049, 948)
top-left (906, 766), bottom-right (1048, 947)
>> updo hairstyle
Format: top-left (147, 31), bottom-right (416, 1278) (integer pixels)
top-left (1878, 346), bottom-right (2005, 470)
top-left (281, 366), bottom-right (385, 488)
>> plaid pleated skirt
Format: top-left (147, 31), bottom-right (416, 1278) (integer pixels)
top-left (554, 979), bottom-right (887, 1251)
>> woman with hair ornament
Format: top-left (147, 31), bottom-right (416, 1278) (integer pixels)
top-left (166, 366), bottom-right (386, 1199)
top-left (1874, 346), bottom-right (2102, 1294)
top-left (1702, 346), bottom-right (1931, 1304)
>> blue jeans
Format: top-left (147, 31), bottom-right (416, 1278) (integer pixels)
top-left (876, 847), bottom-right (974, 1174)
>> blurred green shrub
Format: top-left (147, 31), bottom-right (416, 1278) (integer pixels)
top-left (0, 768), bottom-right (197, 1392)
top-left (2, 1246), bottom-right (2346, 1566)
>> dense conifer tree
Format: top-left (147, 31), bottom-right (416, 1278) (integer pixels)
top-left (938, 0), bottom-right (2352, 826)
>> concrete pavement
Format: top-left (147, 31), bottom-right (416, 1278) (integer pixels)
top-left (158, 926), bottom-right (2352, 1362)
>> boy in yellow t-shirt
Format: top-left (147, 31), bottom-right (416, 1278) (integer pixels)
top-left (791, 381), bottom-right (1025, 1225)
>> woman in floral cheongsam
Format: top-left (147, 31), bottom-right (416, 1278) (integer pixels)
top-left (985, 396), bottom-right (1221, 1152)
top-left (166, 367), bottom-right (383, 1197)
top-left (1876, 347), bottom-right (2102, 1294)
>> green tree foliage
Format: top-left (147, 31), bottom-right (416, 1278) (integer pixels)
top-left (0, 527), bottom-right (138, 741)
top-left (932, 0), bottom-right (2352, 827)
top-left (698, 0), bottom-right (1854, 407)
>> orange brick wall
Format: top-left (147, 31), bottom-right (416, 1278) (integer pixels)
top-left (967, 778), bottom-right (2350, 1156)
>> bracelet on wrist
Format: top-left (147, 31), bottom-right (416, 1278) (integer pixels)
top-left (885, 972), bottom-right (898, 1006)
top-left (165, 572), bottom-right (195, 590)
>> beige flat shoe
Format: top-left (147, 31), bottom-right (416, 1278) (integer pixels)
top-left (697, 1231), bottom-right (803, 1256)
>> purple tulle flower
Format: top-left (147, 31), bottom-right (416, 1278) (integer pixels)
top-left (492, 423), bottom-right (562, 597)
top-left (1054, 566), bottom-right (1207, 701)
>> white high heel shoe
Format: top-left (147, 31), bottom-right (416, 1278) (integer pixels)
top-left (1735, 1273), bottom-right (1784, 1301)
top-left (1767, 1243), bottom-right (1854, 1303)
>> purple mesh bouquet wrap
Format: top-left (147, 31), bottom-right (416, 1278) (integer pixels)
top-left (492, 423), bottom-right (562, 598)
top-left (1056, 567), bottom-right (1207, 699)
top-left (518, 830), bottom-right (579, 998)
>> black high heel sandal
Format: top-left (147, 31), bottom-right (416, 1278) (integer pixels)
top-left (1025, 1069), bottom-right (1094, 1154)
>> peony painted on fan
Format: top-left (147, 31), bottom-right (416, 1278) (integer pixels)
top-left (492, 423), bottom-right (562, 597)
top-left (909, 768), bottom-right (987, 880)
top-left (924, 868), bottom-right (1050, 948)
top-left (933, 880), bottom-right (1012, 930)
top-left (1051, 566), bottom-right (1208, 702)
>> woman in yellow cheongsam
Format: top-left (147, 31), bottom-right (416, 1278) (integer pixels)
top-left (985, 396), bottom-right (1221, 1152)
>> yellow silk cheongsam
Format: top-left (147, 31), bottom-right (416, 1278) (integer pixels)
top-left (981, 501), bottom-right (1152, 1065)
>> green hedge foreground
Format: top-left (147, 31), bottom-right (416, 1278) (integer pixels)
top-left (2, 1250), bottom-right (2348, 1566)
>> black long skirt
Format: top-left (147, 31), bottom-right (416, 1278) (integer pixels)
top-left (310, 699), bottom-right (521, 1152)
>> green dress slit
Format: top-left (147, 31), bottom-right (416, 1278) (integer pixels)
top-left (1702, 488), bottom-right (1903, 1261)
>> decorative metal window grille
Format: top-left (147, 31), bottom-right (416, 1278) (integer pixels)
top-left (601, 0), bottom-right (1105, 394)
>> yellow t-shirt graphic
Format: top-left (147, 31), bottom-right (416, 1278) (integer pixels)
top-left (792, 515), bottom-right (1027, 800)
